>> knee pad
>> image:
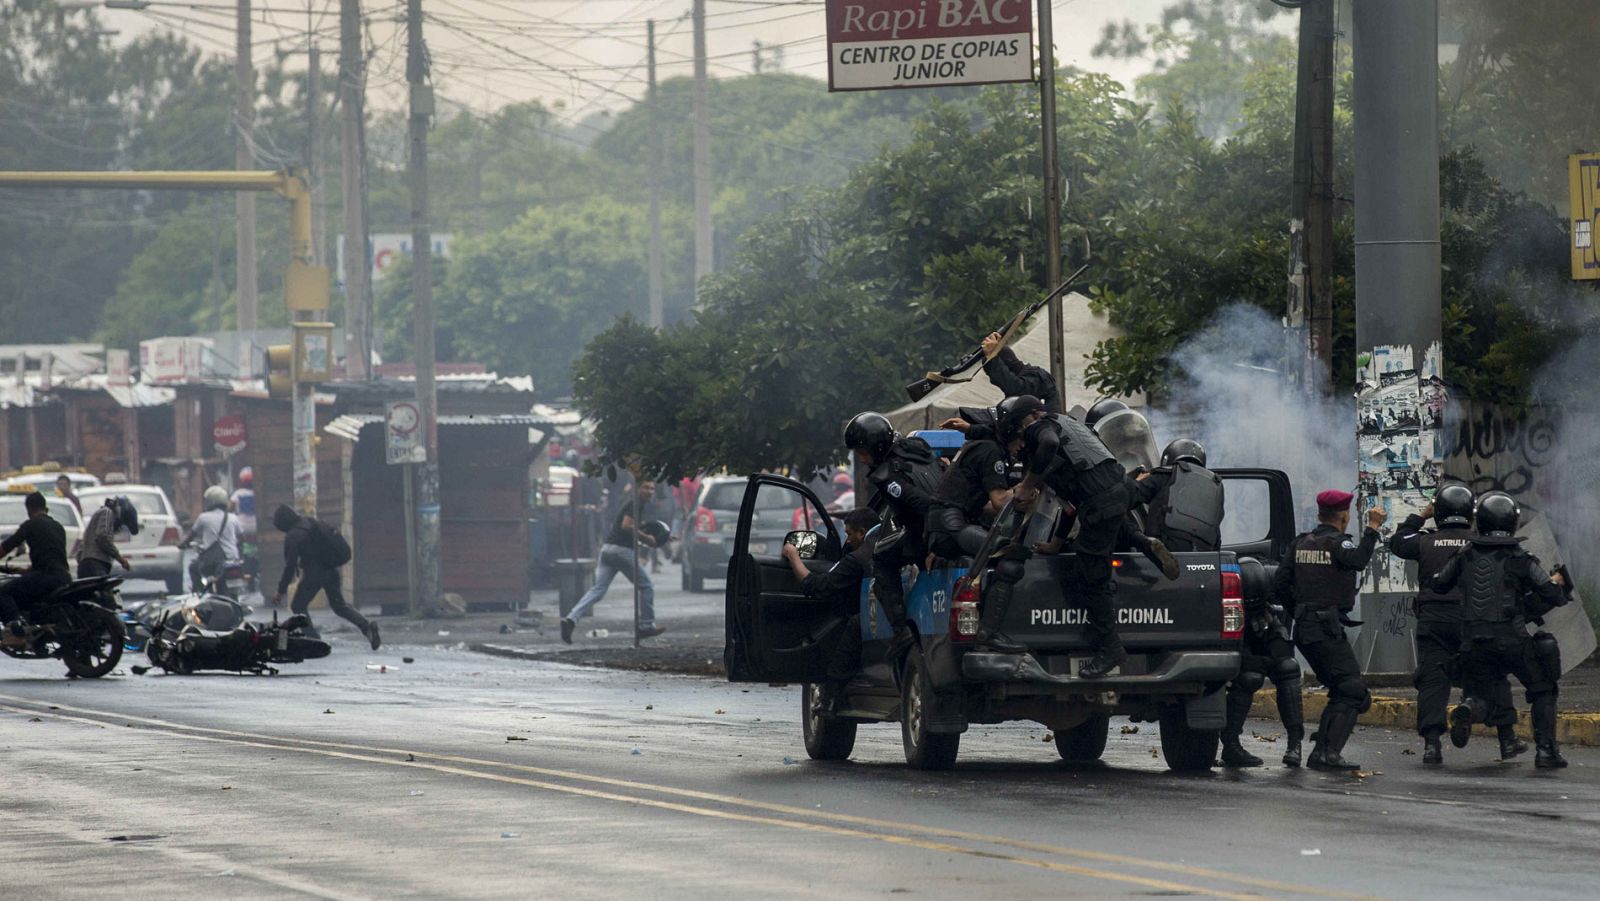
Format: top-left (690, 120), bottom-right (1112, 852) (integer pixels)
top-left (991, 558), bottom-right (1026, 585)
top-left (1269, 655), bottom-right (1302, 684)
top-left (1232, 669), bottom-right (1266, 693)
top-left (1334, 678), bottom-right (1370, 713)
top-left (1533, 631), bottom-right (1561, 671)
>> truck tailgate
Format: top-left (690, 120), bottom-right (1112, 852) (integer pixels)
top-left (1000, 551), bottom-right (1228, 651)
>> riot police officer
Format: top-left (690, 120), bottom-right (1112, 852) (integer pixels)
top-left (981, 333), bottom-right (1059, 412)
top-left (1135, 439), bottom-right (1225, 554)
top-left (1271, 489), bottom-right (1386, 771)
top-left (843, 412), bottom-right (942, 650)
top-left (925, 433), bottom-right (1011, 562)
top-left (1000, 395), bottom-right (1130, 678)
top-left (1434, 492), bottom-right (1569, 769)
top-left (1222, 557), bottom-right (1305, 768)
top-left (1389, 485), bottom-right (1525, 764)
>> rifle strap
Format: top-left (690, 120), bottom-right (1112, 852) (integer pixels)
top-left (924, 371), bottom-right (977, 386)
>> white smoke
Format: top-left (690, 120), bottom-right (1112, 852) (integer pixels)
top-left (1529, 342), bottom-right (1600, 627)
top-left (1147, 303), bottom-right (1354, 533)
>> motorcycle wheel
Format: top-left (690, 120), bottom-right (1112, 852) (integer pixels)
top-left (63, 607), bottom-right (126, 679)
top-left (275, 635), bottom-right (332, 661)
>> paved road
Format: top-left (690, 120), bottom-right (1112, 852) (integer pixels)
top-left (2, 638), bottom-right (1596, 899)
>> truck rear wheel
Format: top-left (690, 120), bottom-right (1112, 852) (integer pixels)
top-left (802, 683), bottom-right (856, 761)
top-left (900, 653), bottom-right (959, 770)
top-left (1158, 707), bottom-right (1219, 772)
top-left (1054, 712), bottom-right (1111, 762)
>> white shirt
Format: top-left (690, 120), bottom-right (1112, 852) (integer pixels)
top-left (188, 508), bottom-right (244, 565)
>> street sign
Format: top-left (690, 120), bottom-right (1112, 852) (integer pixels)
top-left (386, 400), bottom-right (425, 465)
top-left (213, 414), bottom-right (248, 454)
top-left (826, 0), bottom-right (1033, 92)
top-left (1570, 153), bottom-right (1599, 281)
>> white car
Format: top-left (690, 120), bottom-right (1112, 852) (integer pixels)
top-left (77, 485), bottom-right (186, 594)
top-left (0, 493), bottom-right (84, 576)
top-left (1, 470), bottom-right (101, 494)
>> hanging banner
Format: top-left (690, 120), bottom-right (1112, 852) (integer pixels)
top-left (826, 0), bottom-right (1033, 92)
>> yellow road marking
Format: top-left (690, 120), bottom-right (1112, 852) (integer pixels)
top-left (0, 694), bottom-right (1359, 899)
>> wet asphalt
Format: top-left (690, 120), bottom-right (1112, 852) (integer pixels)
top-left (2, 631), bottom-right (1598, 901)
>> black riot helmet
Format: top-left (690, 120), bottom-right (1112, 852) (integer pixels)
top-left (996, 394), bottom-right (1046, 441)
top-left (1475, 491), bottom-right (1520, 537)
top-left (843, 412), bottom-right (897, 462)
top-left (1433, 484), bottom-right (1475, 528)
top-left (1085, 398), bottom-right (1130, 427)
top-left (1160, 438), bottom-right (1207, 468)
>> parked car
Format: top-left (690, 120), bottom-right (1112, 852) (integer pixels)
top-left (1, 465), bottom-right (100, 495)
top-left (683, 476), bottom-right (828, 594)
top-left (0, 490), bottom-right (84, 575)
top-left (77, 485), bottom-right (185, 594)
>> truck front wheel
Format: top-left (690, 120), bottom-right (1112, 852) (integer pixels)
top-left (1158, 707), bottom-right (1219, 772)
top-left (900, 653), bottom-right (959, 770)
top-left (802, 683), bottom-right (856, 761)
top-left (1054, 712), bottom-right (1111, 763)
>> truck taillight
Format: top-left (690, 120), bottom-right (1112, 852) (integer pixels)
top-left (695, 506), bottom-right (715, 537)
top-left (160, 526), bottom-right (181, 546)
top-left (949, 577), bottom-right (980, 642)
top-left (1221, 571), bottom-right (1244, 639)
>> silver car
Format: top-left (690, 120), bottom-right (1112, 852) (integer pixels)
top-left (78, 486), bottom-right (186, 594)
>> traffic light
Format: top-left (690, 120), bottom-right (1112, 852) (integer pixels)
top-left (266, 343), bottom-right (293, 399)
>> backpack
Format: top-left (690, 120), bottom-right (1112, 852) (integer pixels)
top-left (307, 519), bottom-right (353, 567)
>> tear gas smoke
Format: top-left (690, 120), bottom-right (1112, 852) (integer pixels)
top-left (1527, 342), bottom-right (1600, 622)
top-left (1147, 303), bottom-right (1354, 537)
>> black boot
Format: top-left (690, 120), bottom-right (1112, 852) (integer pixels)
top-left (1220, 688), bottom-right (1263, 767)
top-left (1532, 695), bottom-right (1567, 769)
top-left (1498, 724), bottom-right (1529, 760)
top-left (975, 580), bottom-right (1026, 653)
top-left (1449, 700), bottom-right (1475, 749)
top-left (1275, 678), bottom-right (1304, 767)
top-left (1307, 707), bottom-right (1360, 771)
top-left (1078, 636), bottom-right (1127, 679)
top-left (1422, 734), bottom-right (1443, 766)
top-left (1136, 534), bottom-right (1182, 581)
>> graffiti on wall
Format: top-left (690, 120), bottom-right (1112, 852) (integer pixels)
top-left (1440, 403), bottom-right (1560, 502)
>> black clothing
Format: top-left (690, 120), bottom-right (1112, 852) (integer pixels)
top-left (983, 347), bottom-right (1059, 413)
top-left (1226, 612), bottom-right (1304, 746)
top-left (1276, 523), bottom-right (1379, 761)
top-left (290, 564), bottom-right (371, 636)
top-left (1140, 462), bottom-right (1224, 552)
top-left (1021, 417), bottom-right (1119, 503)
top-left (866, 437), bottom-right (942, 627)
top-left (0, 514), bottom-right (71, 576)
top-left (932, 439), bottom-right (1008, 523)
top-left (603, 508), bottom-right (638, 549)
top-left (276, 519), bottom-right (316, 596)
top-left (1389, 515), bottom-right (1472, 621)
top-left (79, 558), bottom-right (113, 578)
top-left (800, 541), bottom-right (872, 616)
top-left (0, 569), bottom-right (71, 621)
top-left (1435, 536), bottom-right (1566, 713)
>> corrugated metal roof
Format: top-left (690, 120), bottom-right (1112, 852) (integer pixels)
top-left (328, 377), bottom-right (533, 398)
top-left (325, 413), bottom-right (554, 442)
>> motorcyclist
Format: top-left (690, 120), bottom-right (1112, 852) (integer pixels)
top-left (0, 492), bottom-right (72, 648)
top-left (76, 495), bottom-right (140, 577)
top-left (184, 486), bottom-right (244, 593)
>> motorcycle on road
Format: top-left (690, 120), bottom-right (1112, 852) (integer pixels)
top-left (0, 564), bottom-right (126, 679)
top-left (131, 591), bottom-right (331, 676)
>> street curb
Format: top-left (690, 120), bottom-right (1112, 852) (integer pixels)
top-left (1250, 689), bottom-right (1600, 748)
top-left (468, 642), bottom-right (726, 677)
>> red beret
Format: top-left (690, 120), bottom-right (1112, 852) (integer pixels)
top-left (1316, 489), bottom-right (1354, 512)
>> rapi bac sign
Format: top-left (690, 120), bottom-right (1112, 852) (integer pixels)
top-left (827, 0), bottom-right (1033, 92)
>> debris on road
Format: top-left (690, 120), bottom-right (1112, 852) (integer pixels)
top-left (630, 748), bottom-right (643, 755)
top-left (500, 832), bottom-right (520, 839)
top-left (1121, 725), bottom-right (1140, 734)
top-left (782, 757), bottom-right (799, 765)
top-left (409, 790), bottom-right (425, 796)
top-left (645, 704), bottom-right (654, 710)
top-left (1301, 849), bottom-right (1322, 857)
top-left (365, 664), bottom-right (399, 674)
top-left (402, 657), bottom-right (416, 664)
top-left (715, 709), bottom-right (726, 715)
top-left (323, 709), bottom-right (335, 714)
top-left (506, 735), bottom-right (527, 742)
top-left (1041, 733), bottom-right (1053, 743)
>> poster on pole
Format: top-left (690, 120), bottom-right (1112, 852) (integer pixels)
top-left (826, 0), bottom-right (1033, 92)
top-left (386, 400), bottom-right (426, 465)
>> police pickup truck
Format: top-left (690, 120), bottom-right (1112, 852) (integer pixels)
top-left (725, 467), bottom-right (1295, 771)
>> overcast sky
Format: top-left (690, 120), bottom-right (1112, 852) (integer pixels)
top-left (96, 0), bottom-right (1184, 122)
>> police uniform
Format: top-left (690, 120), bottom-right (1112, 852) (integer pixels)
top-left (983, 347), bottom-right (1059, 413)
top-left (865, 436), bottom-right (941, 630)
top-left (1271, 492), bottom-right (1377, 770)
top-left (801, 535), bottom-right (878, 697)
top-left (1389, 513), bottom-right (1521, 760)
top-left (1021, 414), bottom-right (1129, 668)
top-left (925, 438), bottom-right (1009, 561)
top-left (1434, 532), bottom-right (1568, 767)
top-left (1136, 462), bottom-right (1225, 553)
top-left (1223, 574), bottom-right (1305, 767)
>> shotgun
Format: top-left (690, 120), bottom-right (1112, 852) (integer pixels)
top-left (902, 263), bottom-right (1090, 403)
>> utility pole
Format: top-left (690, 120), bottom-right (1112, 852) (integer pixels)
top-left (339, 0), bottom-right (372, 379)
top-left (1036, 0), bottom-right (1066, 400)
top-left (647, 18), bottom-right (664, 328)
top-left (1287, 0), bottom-right (1335, 392)
top-left (305, 45), bottom-right (323, 265)
top-left (235, 0), bottom-right (259, 331)
top-left (407, 0), bottom-right (441, 615)
top-left (691, 0), bottom-right (713, 303)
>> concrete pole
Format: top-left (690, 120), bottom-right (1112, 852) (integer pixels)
top-left (305, 45), bottom-right (323, 266)
top-left (407, 0), bottom-right (442, 614)
top-left (339, 0), bottom-right (372, 379)
top-left (1351, 0), bottom-right (1442, 674)
top-left (647, 19), bottom-right (664, 329)
top-left (235, 0), bottom-right (258, 331)
top-left (691, 0), bottom-right (713, 304)
top-left (1036, 0), bottom-right (1066, 402)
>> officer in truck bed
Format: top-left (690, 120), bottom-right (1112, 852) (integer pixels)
top-left (1271, 489), bottom-right (1386, 771)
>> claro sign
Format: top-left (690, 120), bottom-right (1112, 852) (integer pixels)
top-left (826, 0), bottom-right (1033, 92)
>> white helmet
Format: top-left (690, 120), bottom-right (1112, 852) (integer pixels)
top-left (204, 485), bottom-right (229, 511)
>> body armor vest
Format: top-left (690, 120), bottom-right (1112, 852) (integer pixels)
top-left (1048, 414), bottom-right (1115, 472)
top-left (1291, 530), bottom-right (1358, 613)
top-left (1459, 547), bottom-right (1521, 628)
top-left (1415, 528), bottom-right (1472, 607)
top-left (1151, 462), bottom-right (1224, 552)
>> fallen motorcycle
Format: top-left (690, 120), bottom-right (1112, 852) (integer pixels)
top-left (132, 594), bottom-right (331, 676)
top-left (0, 565), bottom-right (126, 679)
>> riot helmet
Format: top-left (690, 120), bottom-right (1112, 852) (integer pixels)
top-left (1433, 484), bottom-right (1474, 528)
top-left (1160, 438), bottom-right (1207, 468)
top-left (1085, 398), bottom-right (1131, 427)
top-left (1094, 407), bottom-right (1160, 472)
top-left (1475, 491), bottom-right (1520, 536)
top-left (843, 412), bottom-right (897, 462)
top-left (996, 394), bottom-right (1045, 441)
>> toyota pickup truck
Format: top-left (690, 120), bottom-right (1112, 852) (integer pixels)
top-left (725, 468), bottom-right (1295, 772)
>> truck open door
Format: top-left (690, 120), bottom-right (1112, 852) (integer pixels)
top-left (1216, 468), bottom-right (1297, 563)
top-left (724, 474), bottom-right (847, 683)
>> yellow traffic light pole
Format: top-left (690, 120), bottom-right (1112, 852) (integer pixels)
top-left (0, 169), bottom-right (328, 515)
